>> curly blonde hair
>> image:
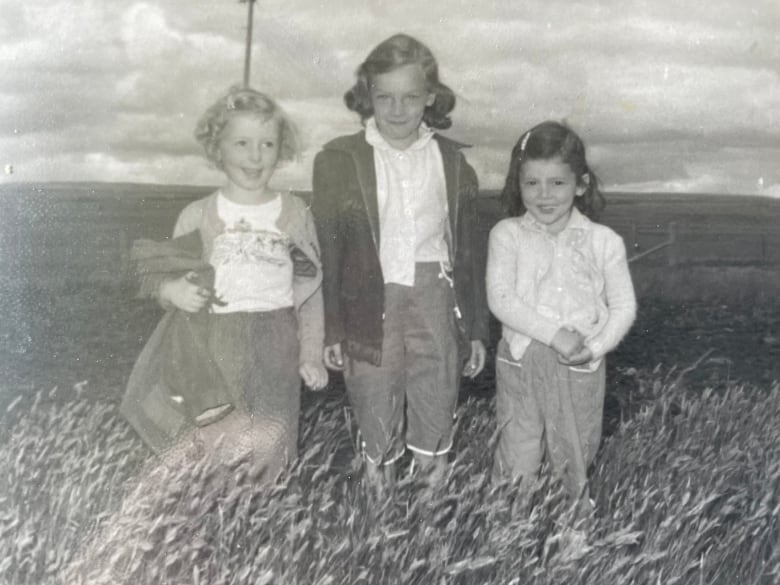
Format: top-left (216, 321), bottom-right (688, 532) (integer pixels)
top-left (194, 86), bottom-right (300, 169)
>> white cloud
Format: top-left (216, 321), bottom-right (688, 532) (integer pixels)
top-left (1, 0), bottom-right (779, 195)
top-left (763, 185), bottom-right (780, 198)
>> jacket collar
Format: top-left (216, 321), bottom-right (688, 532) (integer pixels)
top-left (321, 130), bottom-right (470, 260)
top-left (322, 129), bottom-right (470, 155)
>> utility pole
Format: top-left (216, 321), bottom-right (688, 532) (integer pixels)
top-left (241, 0), bottom-right (257, 87)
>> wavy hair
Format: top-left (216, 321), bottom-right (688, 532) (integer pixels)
top-left (344, 33), bottom-right (455, 130)
top-left (194, 85), bottom-right (300, 169)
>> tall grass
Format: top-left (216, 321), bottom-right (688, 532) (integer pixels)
top-left (1, 364), bottom-right (778, 585)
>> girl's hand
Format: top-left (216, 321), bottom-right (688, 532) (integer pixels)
top-left (323, 343), bottom-right (345, 371)
top-left (299, 361), bottom-right (328, 391)
top-left (462, 340), bottom-right (487, 378)
top-left (159, 272), bottom-right (210, 313)
top-left (550, 327), bottom-right (585, 360)
top-left (558, 347), bottom-right (593, 367)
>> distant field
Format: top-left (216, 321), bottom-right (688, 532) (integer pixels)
top-left (1, 181), bottom-right (779, 294)
top-left (0, 183), bottom-right (212, 291)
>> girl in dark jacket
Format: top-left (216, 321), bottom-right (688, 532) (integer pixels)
top-left (312, 33), bottom-right (489, 491)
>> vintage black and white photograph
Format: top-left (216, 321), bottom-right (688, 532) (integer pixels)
top-left (1, 1), bottom-right (779, 583)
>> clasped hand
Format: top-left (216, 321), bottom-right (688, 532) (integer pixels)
top-left (551, 327), bottom-right (593, 367)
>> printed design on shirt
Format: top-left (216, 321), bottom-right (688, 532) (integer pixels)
top-left (211, 218), bottom-right (291, 268)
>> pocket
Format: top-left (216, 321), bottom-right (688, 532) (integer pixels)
top-left (568, 365), bottom-right (595, 373)
top-left (496, 338), bottom-right (523, 369)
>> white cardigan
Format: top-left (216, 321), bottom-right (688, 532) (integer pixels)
top-left (486, 208), bottom-right (636, 367)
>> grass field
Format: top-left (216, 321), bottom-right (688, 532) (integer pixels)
top-left (1, 183), bottom-right (779, 584)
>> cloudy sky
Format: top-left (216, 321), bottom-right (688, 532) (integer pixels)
top-left (1, 0), bottom-right (779, 195)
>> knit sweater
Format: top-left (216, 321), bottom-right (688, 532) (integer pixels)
top-left (486, 208), bottom-right (636, 366)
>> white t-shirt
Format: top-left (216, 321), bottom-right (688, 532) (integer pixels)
top-left (209, 192), bottom-right (294, 313)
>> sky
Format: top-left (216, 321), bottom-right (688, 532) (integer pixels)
top-left (1, 0), bottom-right (779, 196)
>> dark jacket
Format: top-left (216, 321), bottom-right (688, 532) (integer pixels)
top-left (121, 231), bottom-right (233, 453)
top-left (311, 130), bottom-right (490, 366)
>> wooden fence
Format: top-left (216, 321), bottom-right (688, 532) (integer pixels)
top-left (4, 190), bottom-right (778, 292)
top-left (101, 206), bottom-right (777, 287)
top-left (473, 196), bottom-right (780, 268)
top-left (614, 220), bottom-right (780, 267)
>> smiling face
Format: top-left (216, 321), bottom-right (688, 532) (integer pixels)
top-left (519, 156), bottom-right (587, 235)
top-left (369, 63), bottom-right (435, 150)
top-left (217, 113), bottom-right (281, 202)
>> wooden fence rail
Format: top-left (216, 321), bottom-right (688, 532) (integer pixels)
top-left (627, 222), bottom-right (678, 265)
top-left (108, 216), bottom-right (773, 287)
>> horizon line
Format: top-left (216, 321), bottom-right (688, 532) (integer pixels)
top-left (0, 179), bottom-right (778, 200)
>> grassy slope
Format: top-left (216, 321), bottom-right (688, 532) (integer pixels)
top-left (1, 289), bottom-right (779, 585)
top-left (1, 354), bottom-right (778, 585)
top-left (1, 183), bottom-right (779, 583)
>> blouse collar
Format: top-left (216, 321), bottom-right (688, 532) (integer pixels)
top-left (364, 117), bottom-right (435, 152)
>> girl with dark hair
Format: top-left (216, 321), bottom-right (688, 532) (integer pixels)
top-left (487, 121), bottom-right (636, 521)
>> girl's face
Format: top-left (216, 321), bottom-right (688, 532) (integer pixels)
top-left (519, 156), bottom-right (586, 235)
top-left (217, 114), bottom-right (281, 199)
top-left (369, 63), bottom-right (435, 150)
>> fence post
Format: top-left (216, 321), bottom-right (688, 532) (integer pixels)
top-left (631, 222), bottom-right (639, 250)
top-left (667, 221), bottom-right (679, 267)
top-left (761, 233), bottom-right (766, 264)
top-left (119, 230), bottom-right (130, 282)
